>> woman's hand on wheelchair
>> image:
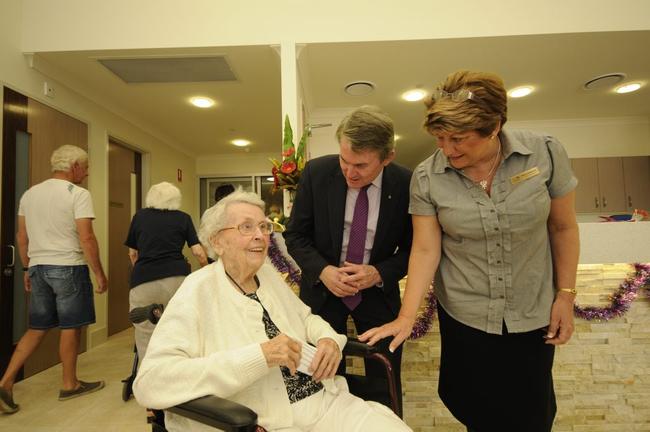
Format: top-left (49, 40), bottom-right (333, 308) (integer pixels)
top-left (261, 333), bottom-right (302, 375)
top-left (311, 338), bottom-right (341, 382)
top-left (358, 315), bottom-right (415, 353)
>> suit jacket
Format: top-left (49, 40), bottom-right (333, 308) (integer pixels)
top-left (284, 154), bottom-right (413, 316)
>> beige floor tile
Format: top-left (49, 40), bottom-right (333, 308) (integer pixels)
top-left (0, 328), bottom-right (148, 431)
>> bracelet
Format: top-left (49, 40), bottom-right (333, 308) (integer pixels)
top-left (557, 288), bottom-right (577, 295)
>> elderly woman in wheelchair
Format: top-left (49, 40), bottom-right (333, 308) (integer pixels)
top-left (133, 190), bottom-right (411, 432)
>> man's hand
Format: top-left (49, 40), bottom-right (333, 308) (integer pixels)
top-left (23, 272), bottom-right (31, 292)
top-left (310, 338), bottom-right (341, 382)
top-left (319, 265), bottom-right (358, 298)
top-left (545, 292), bottom-right (575, 345)
top-left (95, 273), bottom-right (108, 294)
top-left (261, 333), bottom-right (302, 375)
top-left (340, 262), bottom-right (382, 290)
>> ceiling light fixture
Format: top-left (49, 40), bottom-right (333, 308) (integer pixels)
top-left (394, 134), bottom-right (401, 141)
top-left (190, 96), bottom-right (215, 108)
top-left (508, 86), bottom-right (534, 98)
top-left (231, 139), bottom-right (251, 147)
top-left (401, 89), bottom-right (427, 102)
top-left (615, 82), bottom-right (642, 94)
top-left (344, 81), bottom-right (376, 96)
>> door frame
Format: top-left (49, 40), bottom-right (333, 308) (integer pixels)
top-left (1, 87), bottom-right (28, 373)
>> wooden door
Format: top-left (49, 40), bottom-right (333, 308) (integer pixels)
top-left (623, 156), bottom-right (650, 212)
top-left (571, 158), bottom-right (600, 213)
top-left (108, 141), bottom-right (139, 336)
top-left (597, 158), bottom-right (626, 213)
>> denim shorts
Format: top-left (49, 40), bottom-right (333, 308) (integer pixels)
top-left (28, 265), bottom-right (96, 329)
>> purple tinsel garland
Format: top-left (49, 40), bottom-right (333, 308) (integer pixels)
top-left (573, 263), bottom-right (650, 321)
top-left (269, 238), bottom-right (650, 334)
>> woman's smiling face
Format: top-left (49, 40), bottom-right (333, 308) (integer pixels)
top-left (213, 202), bottom-right (270, 273)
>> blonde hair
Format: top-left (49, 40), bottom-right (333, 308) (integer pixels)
top-left (145, 182), bottom-right (182, 210)
top-left (336, 105), bottom-right (395, 160)
top-left (423, 70), bottom-right (508, 137)
top-left (50, 145), bottom-right (88, 172)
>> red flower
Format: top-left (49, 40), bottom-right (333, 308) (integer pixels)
top-left (281, 160), bottom-right (297, 174)
top-left (282, 147), bottom-right (295, 157)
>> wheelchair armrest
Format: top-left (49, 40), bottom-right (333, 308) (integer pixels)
top-left (343, 337), bottom-right (381, 357)
top-left (167, 395), bottom-right (258, 432)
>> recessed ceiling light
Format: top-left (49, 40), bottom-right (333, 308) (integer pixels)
top-left (615, 82), bottom-right (642, 94)
top-left (190, 96), bottom-right (215, 108)
top-left (508, 86), bottom-right (534, 98)
top-left (231, 139), bottom-right (251, 147)
top-left (344, 81), bottom-right (376, 96)
top-left (401, 89), bottom-right (427, 102)
top-left (394, 134), bottom-right (401, 141)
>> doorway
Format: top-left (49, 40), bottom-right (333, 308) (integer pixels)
top-left (107, 139), bottom-right (141, 336)
top-left (0, 87), bottom-right (89, 378)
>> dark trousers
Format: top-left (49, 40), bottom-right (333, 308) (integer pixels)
top-left (317, 288), bottom-right (403, 415)
top-left (438, 306), bottom-right (556, 432)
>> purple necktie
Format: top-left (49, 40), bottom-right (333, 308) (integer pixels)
top-left (342, 185), bottom-right (370, 310)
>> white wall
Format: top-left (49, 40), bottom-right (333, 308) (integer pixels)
top-left (509, 117), bottom-right (650, 158)
top-left (21, 0), bottom-right (650, 52)
top-left (1, 1), bottom-right (198, 347)
top-left (196, 152), bottom-right (277, 177)
top-left (306, 109), bottom-right (650, 163)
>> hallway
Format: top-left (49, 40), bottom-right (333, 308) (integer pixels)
top-left (1, 329), bottom-right (148, 431)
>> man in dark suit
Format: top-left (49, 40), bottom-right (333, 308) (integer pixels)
top-left (284, 106), bottom-right (412, 414)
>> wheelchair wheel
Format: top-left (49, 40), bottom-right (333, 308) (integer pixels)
top-left (122, 375), bottom-right (135, 401)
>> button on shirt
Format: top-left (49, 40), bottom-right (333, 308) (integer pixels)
top-left (409, 130), bottom-right (577, 335)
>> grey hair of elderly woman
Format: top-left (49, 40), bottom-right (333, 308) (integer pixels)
top-left (145, 182), bottom-right (182, 210)
top-left (199, 189), bottom-right (266, 259)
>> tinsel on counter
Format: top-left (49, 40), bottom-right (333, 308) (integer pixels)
top-left (573, 263), bottom-right (650, 321)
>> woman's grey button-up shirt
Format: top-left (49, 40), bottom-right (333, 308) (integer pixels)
top-left (410, 129), bottom-right (577, 335)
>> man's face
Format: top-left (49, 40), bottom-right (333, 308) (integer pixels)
top-left (71, 160), bottom-right (89, 184)
top-left (338, 136), bottom-right (394, 189)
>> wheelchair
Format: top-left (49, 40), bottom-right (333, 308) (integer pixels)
top-left (123, 305), bottom-right (400, 431)
top-left (151, 338), bottom-right (400, 432)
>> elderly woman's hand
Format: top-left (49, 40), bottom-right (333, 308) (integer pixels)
top-left (261, 333), bottom-right (302, 375)
top-left (310, 338), bottom-right (341, 382)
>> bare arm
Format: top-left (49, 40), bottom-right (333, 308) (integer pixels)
top-left (16, 216), bottom-right (31, 292)
top-left (545, 190), bottom-right (580, 345)
top-left (76, 218), bottom-right (108, 294)
top-left (359, 214), bottom-right (441, 351)
top-left (128, 248), bottom-right (138, 266)
top-left (190, 244), bottom-right (208, 267)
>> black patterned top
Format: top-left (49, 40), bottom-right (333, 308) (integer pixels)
top-left (246, 292), bottom-right (323, 403)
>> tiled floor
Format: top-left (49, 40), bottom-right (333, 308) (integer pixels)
top-left (0, 328), bottom-right (150, 431)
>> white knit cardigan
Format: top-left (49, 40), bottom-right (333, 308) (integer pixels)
top-left (133, 259), bottom-right (348, 432)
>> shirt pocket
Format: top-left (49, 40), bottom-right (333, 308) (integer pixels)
top-left (505, 177), bottom-right (550, 239)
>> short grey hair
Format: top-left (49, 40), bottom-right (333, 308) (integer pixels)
top-left (50, 145), bottom-right (88, 172)
top-left (199, 189), bottom-right (265, 259)
top-left (335, 105), bottom-right (395, 161)
top-left (145, 182), bottom-right (182, 210)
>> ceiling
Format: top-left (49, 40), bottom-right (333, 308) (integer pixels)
top-left (36, 30), bottom-right (650, 169)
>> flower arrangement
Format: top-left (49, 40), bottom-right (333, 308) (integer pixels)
top-left (270, 115), bottom-right (307, 191)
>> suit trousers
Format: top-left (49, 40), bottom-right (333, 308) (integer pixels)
top-left (317, 288), bottom-right (403, 415)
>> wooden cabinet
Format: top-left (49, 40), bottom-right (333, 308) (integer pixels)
top-left (623, 157), bottom-right (650, 212)
top-left (571, 156), bottom-right (650, 213)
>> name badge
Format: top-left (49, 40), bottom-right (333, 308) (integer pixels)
top-left (510, 167), bottom-right (540, 185)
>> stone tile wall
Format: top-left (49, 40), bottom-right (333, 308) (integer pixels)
top-left (345, 263), bottom-right (650, 431)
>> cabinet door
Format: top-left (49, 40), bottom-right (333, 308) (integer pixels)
top-left (623, 156), bottom-right (650, 212)
top-left (571, 158), bottom-right (600, 213)
top-left (597, 157), bottom-right (626, 212)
